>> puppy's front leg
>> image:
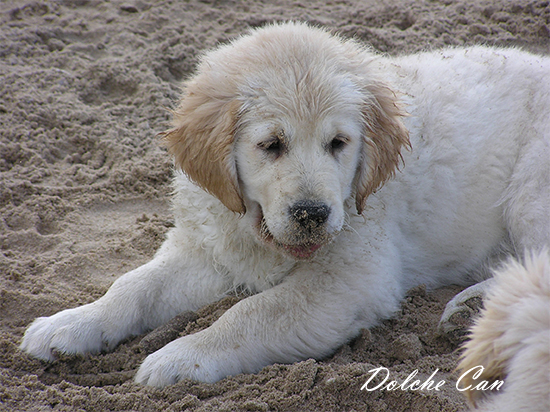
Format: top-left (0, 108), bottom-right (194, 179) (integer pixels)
top-left (135, 267), bottom-right (389, 386)
top-left (20, 237), bottom-right (229, 362)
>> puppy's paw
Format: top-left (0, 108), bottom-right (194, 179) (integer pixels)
top-left (438, 280), bottom-right (492, 344)
top-left (20, 306), bottom-right (109, 361)
top-left (135, 332), bottom-right (241, 386)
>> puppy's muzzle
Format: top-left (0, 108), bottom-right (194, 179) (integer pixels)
top-left (289, 200), bottom-right (330, 229)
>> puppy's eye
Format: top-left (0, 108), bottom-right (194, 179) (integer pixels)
top-left (329, 135), bottom-right (348, 155)
top-left (265, 139), bottom-right (281, 152)
top-left (258, 137), bottom-right (284, 157)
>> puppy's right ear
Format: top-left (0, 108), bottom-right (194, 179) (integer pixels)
top-left (161, 76), bottom-right (245, 214)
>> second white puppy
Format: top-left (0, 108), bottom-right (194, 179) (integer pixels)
top-left (458, 251), bottom-right (550, 412)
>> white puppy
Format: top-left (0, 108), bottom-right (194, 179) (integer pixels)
top-left (21, 22), bottom-right (550, 387)
top-left (457, 250), bottom-right (550, 412)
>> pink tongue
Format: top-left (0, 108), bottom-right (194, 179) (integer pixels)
top-left (285, 243), bottom-right (322, 259)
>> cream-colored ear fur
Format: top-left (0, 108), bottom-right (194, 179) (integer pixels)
top-left (161, 76), bottom-right (245, 214)
top-left (355, 83), bottom-right (410, 214)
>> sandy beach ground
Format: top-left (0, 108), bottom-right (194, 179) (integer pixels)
top-left (1, 0), bottom-right (548, 410)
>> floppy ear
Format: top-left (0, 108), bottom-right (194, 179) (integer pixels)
top-left (161, 77), bottom-right (245, 214)
top-left (355, 82), bottom-right (410, 214)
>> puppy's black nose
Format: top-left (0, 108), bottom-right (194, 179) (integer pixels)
top-left (290, 201), bottom-right (330, 226)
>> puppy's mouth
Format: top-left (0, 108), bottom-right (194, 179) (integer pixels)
top-left (257, 207), bottom-right (328, 260)
top-left (280, 242), bottom-right (324, 260)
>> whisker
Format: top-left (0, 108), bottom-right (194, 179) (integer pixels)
top-left (342, 211), bottom-right (364, 242)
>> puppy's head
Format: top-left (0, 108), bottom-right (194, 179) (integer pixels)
top-left (163, 22), bottom-right (409, 259)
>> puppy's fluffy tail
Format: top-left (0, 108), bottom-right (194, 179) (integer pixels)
top-left (457, 249), bottom-right (550, 412)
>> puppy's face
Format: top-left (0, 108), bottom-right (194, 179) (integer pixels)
top-left (163, 23), bottom-right (409, 261)
top-left (234, 87), bottom-right (365, 260)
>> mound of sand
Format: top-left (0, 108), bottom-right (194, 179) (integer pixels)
top-left (1, 0), bottom-right (548, 410)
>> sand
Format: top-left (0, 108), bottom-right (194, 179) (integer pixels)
top-left (0, 0), bottom-right (548, 411)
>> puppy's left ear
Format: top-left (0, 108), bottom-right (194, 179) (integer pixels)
top-left (161, 77), bottom-right (245, 214)
top-left (355, 82), bottom-right (410, 214)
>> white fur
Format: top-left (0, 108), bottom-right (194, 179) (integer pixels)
top-left (458, 251), bottom-right (550, 412)
top-left (20, 23), bottom-right (550, 388)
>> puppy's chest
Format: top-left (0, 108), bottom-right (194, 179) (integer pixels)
top-left (182, 211), bottom-right (295, 291)
top-left (211, 232), bottom-right (297, 292)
